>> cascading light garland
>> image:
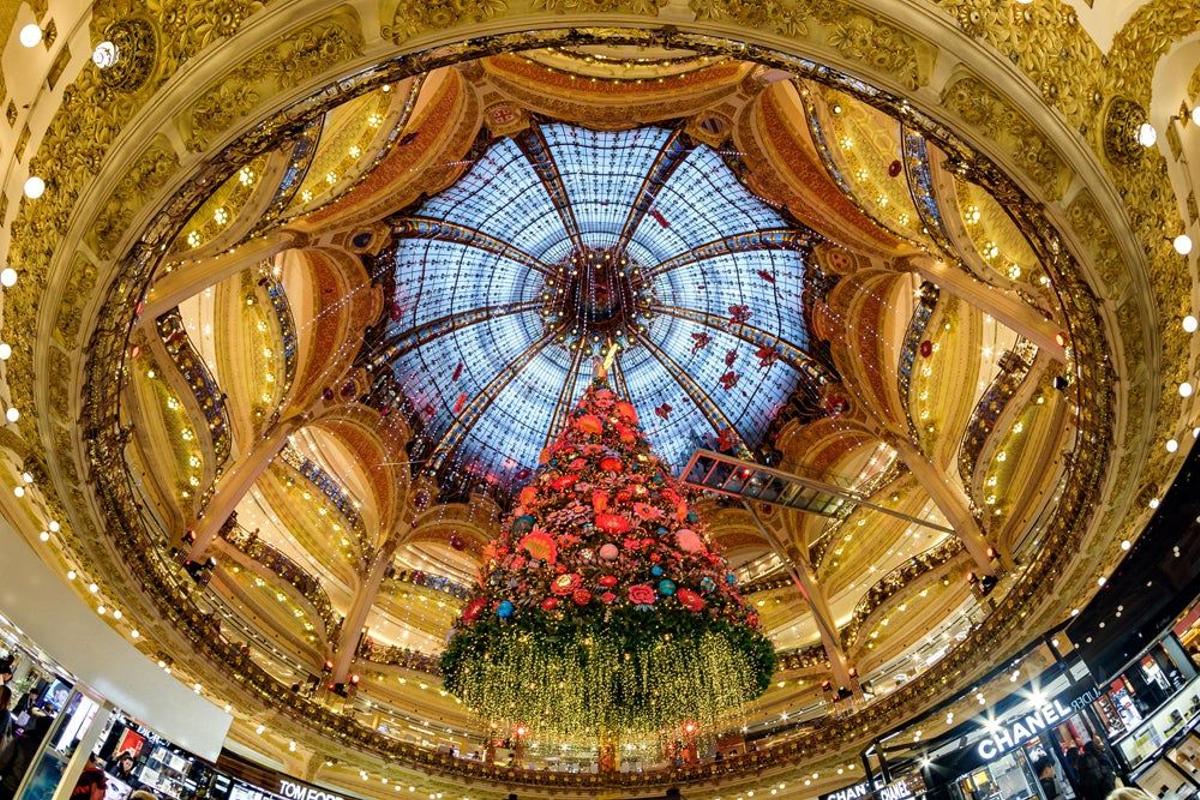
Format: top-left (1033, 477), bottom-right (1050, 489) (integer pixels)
top-left (441, 374), bottom-right (775, 740)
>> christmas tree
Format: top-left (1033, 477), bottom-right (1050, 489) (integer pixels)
top-left (441, 366), bottom-right (775, 741)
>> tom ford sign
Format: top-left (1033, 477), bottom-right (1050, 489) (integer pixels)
top-left (277, 779), bottom-right (348, 800)
top-left (976, 697), bottom-right (1074, 760)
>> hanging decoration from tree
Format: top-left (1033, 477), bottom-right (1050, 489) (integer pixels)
top-left (441, 365), bottom-right (775, 740)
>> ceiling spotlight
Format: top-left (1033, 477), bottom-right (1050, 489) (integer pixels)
top-left (1185, 315), bottom-right (1199, 334)
top-left (6, 407), bottom-right (19, 423)
top-left (1121, 540), bottom-right (1131, 551)
top-left (1181, 382), bottom-right (1194, 398)
top-left (1, 268), bottom-right (17, 288)
top-left (19, 24), bottom-right (42, 48)
top-left (1174, 234), bottom-right (1194, 256)
top-left (1137, 122), bottom-right (1158, 147)
top-left (23, 176), bottom-right (45, 199)
top-left (1167, 439), bottom-right (1179, 453)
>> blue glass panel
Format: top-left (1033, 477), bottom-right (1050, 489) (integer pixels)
top-left (382, 122), bottom-right (816, 485)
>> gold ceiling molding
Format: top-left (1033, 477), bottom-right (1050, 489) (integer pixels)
top-left (478, 52), bottom-right (752, 127)
top-left (0, 0), bottom-right (1186, 789)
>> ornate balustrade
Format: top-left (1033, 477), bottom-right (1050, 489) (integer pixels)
top-left (956, 339), bottom-right (1037, 489)
top-left (221, 523), bottom-right (342, 641)
top-left (840, 538), bottom-right (965, 650)
top-left (154, 308), bottom-right (232, 468)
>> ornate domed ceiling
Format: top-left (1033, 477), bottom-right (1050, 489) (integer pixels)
top-left (373, 121), bottom-right (822, 487)
top-left (1, 4), bottom-right (1196, 800)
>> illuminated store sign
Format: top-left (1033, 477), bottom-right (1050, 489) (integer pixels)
top-left (976, 697), bottom-right (1074, 760)
top-left (277, 780), bottom-right (348, 800)
top-left (820, 775), bottom-right (923, 800)
top-left (820, 781), bottom-right (875, 800)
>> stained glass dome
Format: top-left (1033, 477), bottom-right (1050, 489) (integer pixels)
top-left (373, 122), bottom-right (826, 486)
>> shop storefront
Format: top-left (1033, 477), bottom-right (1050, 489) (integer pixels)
top-left (907, 662), bottom-right (1115, 800)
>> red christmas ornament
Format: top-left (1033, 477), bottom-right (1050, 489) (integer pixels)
top-left (919, 339), bottom-right (933, 358)
top-left (600, 591), bottom-right (617, 605)
top-left (888, 159), bottom-right (903, 178)
top-left (628, 584), bottom-right (656, 605)
top-left (576, 414), bottom-right (604, 435)
top-left (677, 589), bottom-right (705, 612)
top-left (449, 531), bottom-right (467, 551)
top-left (600, 456), bottom-right (623, 473)
top-left (552, 573), bottom-right (582, 595)
top-left (462, 597), bottom-right (488, 623)
top-left (598, 575), bottom-right (619, 588)
top-left (550, 473), bottom-right (578, 491)
top-left (571, 589), bottom-right (592, 606)
top-left (541, 597), bottom-right (559, 611)
top-left (615, 401), bottom-right (638, 423)
top-left (595, 513), bottom-right (632, 534)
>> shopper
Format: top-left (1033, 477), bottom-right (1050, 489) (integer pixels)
top-left (1035, 757), bottom-right (1062, 800)
top-left (69, 753), bottom-right (107, 800)
top-left (0, 710), bottom-right (53, 800)
top-left (0, 687), bottom-right (13, 776)
top-left (1078, 742), bottom-right (1118, 800)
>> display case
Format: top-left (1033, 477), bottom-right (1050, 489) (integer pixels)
top-left (1116, 676), bottom-right (1200, 769)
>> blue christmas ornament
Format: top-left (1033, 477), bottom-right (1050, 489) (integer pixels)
top-left (725, 571), bottom-right (738, 586)
top-left (497, 600), bottom-right (515, 619)
top-left (651, 565), bottom-right (664, 577)
top-left (700, 576), bottom-right (717, 593)
top-left (657, 579), bottom-right (677, 596)
top-left (511, 515), bottom-right (536, 535)
top-left (656, 526), bottom-right (669, 537)
top-left (686, 511), bottom-right (699, 523)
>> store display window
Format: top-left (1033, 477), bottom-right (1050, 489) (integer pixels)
top-left (955, 750), bottom-right (1042, 800)
top-left (1113, 674), bottom-right (1200, 769)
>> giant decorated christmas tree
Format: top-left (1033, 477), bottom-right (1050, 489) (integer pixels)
top-left (441, 365), bottom-right (775, 740)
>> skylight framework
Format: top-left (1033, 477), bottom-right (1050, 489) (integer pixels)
top-left (374, 122), bottom-right (830, 487)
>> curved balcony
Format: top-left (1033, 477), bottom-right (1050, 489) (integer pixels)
top-left (956, 339), bottom-right (1037, 489)
top-left (221, 523), bottom-right (342, 642)
top-left (840, 537), bottom-right (965, 650)
top-left (154, 309), bottom-right (232, 469)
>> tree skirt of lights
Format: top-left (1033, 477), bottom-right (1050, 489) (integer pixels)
top-left (440, 377), bottom-right (775, 740)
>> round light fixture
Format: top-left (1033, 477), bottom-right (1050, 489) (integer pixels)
top-left (1174, 234), bottom-right (1194, 256)
top-left (0, 343), bottom-right (11, 360)
top-left (1185, 315), bottom-right (1199, 334)
top-left (1192, 106), bottom-right (1200, 126)
top-left (23, 176), bottom-right (45, 199)
top-left (1181, 381), bottom-right (1195, 398)
top-left (1121, 540), bottom-right (1131, 551)
top-left (1137, 122), bottom-right (1158, 147)
top-left (0, 268), bottom-right (17, 288)
top-left (5, 407), bottom-right (20, 423)
top-left (91, 40), bottom-right (119, 69)
top-left (1167, 438), bottom-right (1179, 453)
top-left (18, 24), bottom-right (42, 48)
